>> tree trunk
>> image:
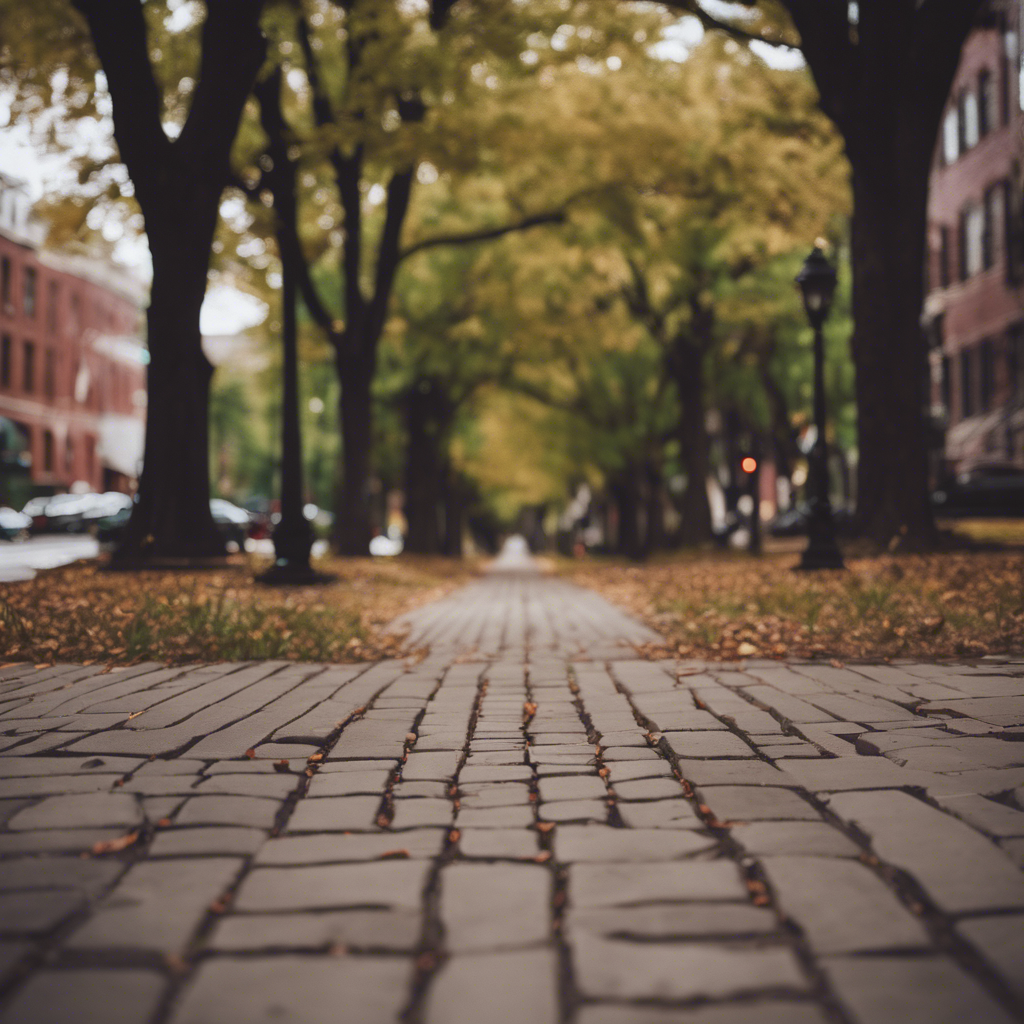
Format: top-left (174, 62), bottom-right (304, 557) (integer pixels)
top-left (113, 253), bottom-right (223, 562)
top-left (404, 386), bottom-right (443, 555)
top-left (611, 469), bottom-right (644, 561)
top-left (335, 352), bottom-right (376, 556)
top-left (441, 463), bottom-right (465, 557)
top-left (848, 159), bottom-right (936, 547)
top-left (671, 340), bottom-right (713, 545)
top-left (642, 459), bottom-right (667, 557)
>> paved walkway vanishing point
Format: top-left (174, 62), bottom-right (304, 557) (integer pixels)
top-left (0, 553), bottom-right (1023, 1024)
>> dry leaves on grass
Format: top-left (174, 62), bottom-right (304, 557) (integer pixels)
top-left (560, 550), bottom-right (1024, 662)
top-left (0, 554), bottom-right (478, 667)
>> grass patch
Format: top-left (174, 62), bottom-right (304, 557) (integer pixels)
top-left (558, 549), bottom-right (1024, 661)
top-left (0, 554), bottom-right (478, 666)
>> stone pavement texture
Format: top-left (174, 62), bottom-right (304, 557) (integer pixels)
top-left (0, 555), bottom-right (1023, 1023)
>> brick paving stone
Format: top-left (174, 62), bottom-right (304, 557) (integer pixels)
top-left (0, 827), bottom-right (126, 854)
top-left (675, 761), bottom-right (797, 786)
top-left (570, 861), bottom-right (745, 906)
top-left (68, 857), bottom-right (242, 953)
top-left (149, 826), bottom-right (268, 856)
top-left (936, 793), bottom-right (1024, 836)
top-left (286, 795), bottom-right (381, 832)
top-left (0, 969), bottom-right (165, 1024)
top-left (730, 821), bottom-right (860, 857)
top-left (0, 857), bottom-right (121, 894)
top-left (459, 765), bottom-right (532, 784)
top-left (7, 792), bottom-right (143, 830)
top-left (568, 902), bottom-right (777, 939)
top-left (0, 891), bottom-right (84, 933)
top-left (538, 799), bottom-right (608, 823)
top-left (455, 804), bottom-right (533, 828)
top-left (556, 824), bottom-right (714, 861)
top-left (538, 775), bottom-right (607, 801)
top-left (761, 856), bottom-right (930, 954)
top-left (440, 862), bottom-right (550, 951)
top-left (822, 955), bottom-right (1016, 1024)
top-left (0, 942), bottom-right (31, 987)
top-left (305, 769), bottom-right (390, 797)
top-left (207, 908), bottom-right (421, 951)
top-left (612, 777), bottom-right (684, 800)
top-left (192, 773), bottom-right (297, 798)
top-left (0, 774), bottom-right (126, 797)
top-left (605, 760), bottom-right (674, 783)
top-left (256, 828), bottom-right (444, 864)
top-left (696, 786), bottom-right (819, 822)
top-left (617, 800), bottom-right (703, 829)
top-left (458, 828), bottom-right (539, 859)
top-left (828, 790), bottom-right (1024, 913)
top-left (956, 914), bottom-right (1024, 1001)
top-left (662, 732), bottom-right (754, 758)
top-left (571, 934), bottom-right (808, 999)
top-left (403, 751), bottom-right (461, 780)
top-left (424, 948), bottom-right (559, 1024)
top-left (575, 1005), bottom-right (829, 1024)
top-left (169, 957), bottom-right (414, 1024)
top-left (458, 783), bottom-right (530, 807)
top-left (234, 860), bottom-right (431, 911)
top-left (175, 795), bottom-right (281, 829)
top-left (392, 798), bottom-right (455, 829)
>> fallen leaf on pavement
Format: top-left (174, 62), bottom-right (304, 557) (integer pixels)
top-left (90, 831), bottom-right (139, 855)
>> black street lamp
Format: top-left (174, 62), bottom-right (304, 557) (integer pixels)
top-left (795, 246), bottom-right (844, 571)
top-left (256, 68), bottom-right (331, 587)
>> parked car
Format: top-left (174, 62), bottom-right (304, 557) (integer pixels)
top-left (0, 507), bottom-right (31, 541)
top-left (210, 498), bottom-right (252, 549)
top-left (96, 498), bottom-right (254, 550)
top-left (22, 492), bottom-right (135, 534)
top-left (767, 502), bottom-right (854, 537)
top-left (932, 463), bottom-right (1024, 518)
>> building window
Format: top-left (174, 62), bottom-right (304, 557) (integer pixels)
top-left (961, 203), bottom-right (984, 278)
top-left (1008, 324), bottom-right (1022, 401)
top-left (22, 341), bottom-right (34, 393)
top-left (42, 430), bottom-right (54, 472)
top-left (47, 280), bottom-right (59, 333)
top-left (979, 338), bottom-right (995, 412)
top-left (958, 90), bottom-right (979, 151)
top-left (961, 348), bottom-right (974, 418)
top-left (982, 186), bottom-right (998, 270)
top-left (0, 335), bottom-right (9, 388)
top-left (64, 435), bottom-right (74, 475)
top-left (939, 225), bottom-right (951, 287)
top-left (942, 107), bottom-right (959, 164)
top-left (44, 348), bottom-right (56, 399)
top-left (0, 257), bottom-right (10, 313)
top-left (978, 69), bottom-right (993, 137)
top-left (941, 355), bottom-right (952, 411)
top-left (69, 294), bottom-right (80, 336)
top-left (23, 267), bottom-right (36, 317)
top-left (1003, 178), bottom-right (1020, 284)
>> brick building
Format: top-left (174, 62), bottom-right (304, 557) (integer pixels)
top-left (0, 173), bottom-right (147, 506)
top-left (925, 0), bottom-right (1024, 475)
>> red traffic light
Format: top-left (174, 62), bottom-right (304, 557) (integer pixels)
top-left (741, 457), bottom-right (757, 474)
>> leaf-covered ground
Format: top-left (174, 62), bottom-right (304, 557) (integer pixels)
top-left (0, 555), bottom-right (479, 666)
top-left (557, 548), bottom-right (1024, 662)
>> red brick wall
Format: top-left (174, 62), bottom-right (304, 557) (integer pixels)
top-left (0, 234), bottom-right (146, 493)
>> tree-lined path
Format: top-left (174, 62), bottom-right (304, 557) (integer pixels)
top-left (0, 554), bottom-right (1023, 1023)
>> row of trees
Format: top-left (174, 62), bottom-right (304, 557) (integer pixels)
top-left (0, 0), bottom-right (983, 562)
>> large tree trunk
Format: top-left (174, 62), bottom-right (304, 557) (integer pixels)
top-left (73, 0), bottom-right (267, 564)
top-left (441, 463), bottom-right (465, 557)
top-left (671, 340), bottom-right (713, 546)
top-left (642, 459), bottom-right (667, 557)
top-left (611, 468), bottom-right (644, 561)
top-left (114, 247), bottom-right (223, 561)
top-left (403, 386), bottom-right (444, 555)
top-left (335, 352), bottom-right (376, 556)
top-left (847, 140), bottom-right (936, 548)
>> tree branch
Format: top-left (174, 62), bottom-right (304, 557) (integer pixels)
top-left (657, 0), bottom-right (796, 48)
top-left (365, 166), bottom-right (416, 349)
top-left (398, 210), bottom-right (566, 262)
top-left (70, 0), bottom-right (170, 204)
top-left (177, 0), bottom-right (267, 168)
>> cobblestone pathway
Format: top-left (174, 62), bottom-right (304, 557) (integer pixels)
top-left (0, 559), bottom-right (1023, 1023)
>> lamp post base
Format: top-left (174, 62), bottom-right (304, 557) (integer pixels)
top-left (796, 541), bottom-right (845, 571)
top-left (256, 558), bottom-right (334, 586)
top-left (796, 504), bottom-right (845, 571)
